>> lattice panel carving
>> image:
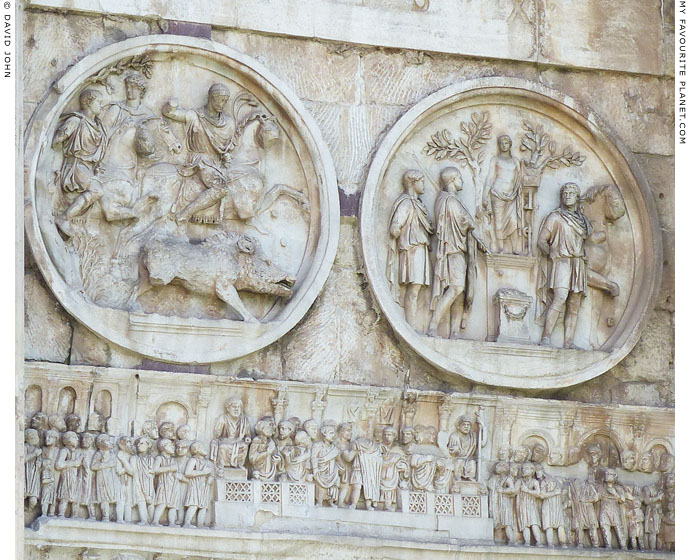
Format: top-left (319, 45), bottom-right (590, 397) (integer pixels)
top-left (461, 495), bottom-right (481, 517)
top-left (225, 481), bottom-right (252, 503)
top-left (261, 483), bottom-right (281, 503)
top-left (434, 494), bottom-right (454, 516)
top-left (409, 492), bottom-right (427, 514)
top-left (288, 484), bottom-right (308, 505)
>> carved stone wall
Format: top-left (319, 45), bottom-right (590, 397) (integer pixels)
top-left (22, 0), bottom-right (674, 558)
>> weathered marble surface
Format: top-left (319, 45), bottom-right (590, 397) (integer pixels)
top-left (25, 0), bottom-right (671, 76)
top-left (360, 78), bottom-right (661, 388)
top-left (24, 35), bottom-right (339, 364)
top-left (21, 5), bottom-right (675, 558)
top-left (22, 362), bottom-right (675, 552)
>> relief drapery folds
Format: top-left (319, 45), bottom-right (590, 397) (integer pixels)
top-left (361, 78), bottom-right (662, 389)
top-left (23, 366), bottom-right (674, 551)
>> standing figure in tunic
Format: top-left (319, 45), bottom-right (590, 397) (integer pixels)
top-left (628, 497), bottom-right (645, 550)
top-left (52, 88), bottom-right (107, 236)
top-left (55, 431), bottom-right (82, 518)
top-left (642, 481), bottom-right (664, 550)
top-left (537, 465), bottom-right (567, 547)
top-left (132, 437), bottom-right (155, 525)
top-left (537, 182), bottom-right (592, 348)
top-left (174, 439), bottom-right (191, 524)
top-left (387, 169), bottom-right (433, 330)
top-left (346, 437), bottom-right (384, 510)
top-left (336, 422), bottom-right (354, 507)
top-left (492, 461), bottom-right (517, 544)
top-left (77, 432), bottom-right (97, 520)
top-left (24, 428), bottom-right (42, 510)
top-left (428, 167), bottom-right (488, 338)
top-left (661, 502), bottom-right (675, 552)
top-left (91, 434), bottom-right (118, 522)
top-left (598, 468), bottom-right (626, 549)
top-left (280, 430), bottom-right (313, 483)
top-left (162, 83), bottom-right (235, 223)
top-left (151, 438), bottom-right (180, 526)
top-left (115, 436), bottom-right (135, 523)
top-left (211, 397), bottom-right (252, 471)
top-left (483, 135), bottom-right (523, 254)
top-left (248, 415), bottom-right (283, 482)
top-left (40, 429), bottom-right (60, 517)
top-left (311, 421), bottom-right (340, 507)
top-left (183, 442), bottom-right (215, 528)
top-left (379, 426), bottom-right (408, 512)
top-left (571, 471), bottom-right (600, 547)
top-left (516, 462), bottom-right (543, 546)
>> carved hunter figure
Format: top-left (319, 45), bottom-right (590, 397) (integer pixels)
top-left (387, 170), bottom-right (433, 330)
top-left (428, 167), bottom-right (488, 338)
top-left (537, 183), bottom-right (592, 348)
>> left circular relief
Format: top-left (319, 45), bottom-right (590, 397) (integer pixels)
top-left (25, 36), bottom-right (339, 363)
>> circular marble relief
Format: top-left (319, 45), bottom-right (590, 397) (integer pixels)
top-left (25, 35), bottom-right (339, 363)
top-left (360, 78), bottom-right (661, 389)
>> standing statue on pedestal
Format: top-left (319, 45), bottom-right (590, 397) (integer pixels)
top-left (537, 182), bottom-right (592, 348)
top-left (483, 135), bottom-right (523, 254)
top-left (211, 398), bottom-right (251, 473)
top-left (387, 170), bottom-right (433, 330)
top-left (428, 167), bottom-right (488, 338)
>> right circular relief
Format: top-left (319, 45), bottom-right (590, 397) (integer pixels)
top-left (360, 78), bottom-right (661, 389)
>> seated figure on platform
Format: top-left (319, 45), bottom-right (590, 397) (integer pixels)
top-left (448, 414), bottom-right (485, 482)
top-left (210, 397), bottom-right (252, 473)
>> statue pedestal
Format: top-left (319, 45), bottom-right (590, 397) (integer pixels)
top-left (485, 254), bottom-right (536, 342)
top-left (495, 288), bottom-right (533, 345)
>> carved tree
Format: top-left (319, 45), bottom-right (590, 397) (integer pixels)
top-left (520, 120), bottom-right (585, 172)
top-left (423, 111), bottom-right (492, 180)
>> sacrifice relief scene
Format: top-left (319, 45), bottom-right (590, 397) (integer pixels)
top-left (28, 44), bottom-right (335, 362)
top-left (362, 84), bottom-right (659, 388)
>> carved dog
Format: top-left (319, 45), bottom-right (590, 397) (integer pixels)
top-left (139, 231), bottom-right (295, 322)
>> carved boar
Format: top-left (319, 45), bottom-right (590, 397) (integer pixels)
top-left (140, 231), bottom-right (295, 322)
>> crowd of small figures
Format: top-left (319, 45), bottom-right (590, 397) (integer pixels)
top-left (24, 409), bottom-right (675, 554)
top-left (487, 444), bottom-right (675, 552)
top-left (24, 407), bottom-right (483, 528)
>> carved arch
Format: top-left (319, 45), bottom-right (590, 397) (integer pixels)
top-left (57, 386), bottom-right (77, 415)
top-left (24, 385), bottom-right (43, 417)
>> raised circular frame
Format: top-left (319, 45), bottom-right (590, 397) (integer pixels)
top-left (360, 78), bottom-right (661, 389)
top-left (25, 35), bottom-right (339, 364)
